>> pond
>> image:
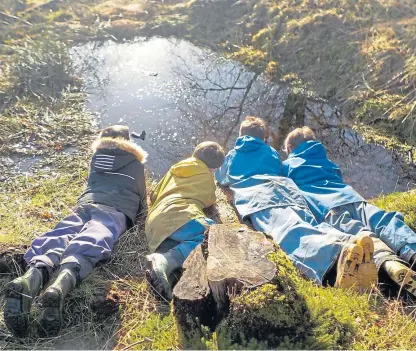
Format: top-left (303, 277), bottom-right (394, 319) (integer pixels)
top-left (71, 37), bottom-right (416, 197)
top-left (71, 37), bottom-right (286, 177)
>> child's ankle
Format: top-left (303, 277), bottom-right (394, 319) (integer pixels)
top-left (399, 244), bottom-right (416, 264)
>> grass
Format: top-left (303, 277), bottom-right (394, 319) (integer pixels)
top-left (1, 37), bottom-right (76, 105)
top-left (0, 159), bottom-right (89, 244)
top-left (372, 190), bottom-right (416, 230)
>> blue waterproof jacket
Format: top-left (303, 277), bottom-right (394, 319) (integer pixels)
top-left (215, 136), bottom-right (309, 218)
top-left (282, 140), bottom-right (365, 221)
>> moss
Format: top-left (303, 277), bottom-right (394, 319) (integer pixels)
top-left (126, 313), bottom-right (179, 350)
top-left (297, 281), bottom-right (377, 350)
top-left (217, 248), bottom-right (310, 348)
top-left (215, 240), bottom-right (416, 350)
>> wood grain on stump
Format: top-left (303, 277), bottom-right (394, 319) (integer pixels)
top-left (173, 244), bottom-right (216, 330)
top-left (206, 224), bottom-right (276, 313)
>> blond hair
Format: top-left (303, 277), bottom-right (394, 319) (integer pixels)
top-left (284, 126), bottom-right (316, 153)
top-left (193, 141), bottom-right (225, 169)
top-left (100, 125), bottom-right (130, 140)
top-left (239, 116), bottom-right (267, 140)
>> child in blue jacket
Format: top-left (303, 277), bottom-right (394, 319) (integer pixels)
top-left (282, 126), bottom-right (416, 296)
top-left (216, 116), bottom-right (377, 290)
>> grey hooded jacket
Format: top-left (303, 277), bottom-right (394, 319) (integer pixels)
top-left (77, 137), bottom-right (148, 225)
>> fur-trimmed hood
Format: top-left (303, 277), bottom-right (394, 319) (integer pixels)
top-left (92, 137), bottom-right (148, 163)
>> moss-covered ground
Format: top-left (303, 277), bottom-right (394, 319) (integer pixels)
top-left (2, 0), bottom-right (416, 349)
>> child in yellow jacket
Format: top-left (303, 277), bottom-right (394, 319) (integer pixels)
top-left (145, 141), bottom-right (225, 299)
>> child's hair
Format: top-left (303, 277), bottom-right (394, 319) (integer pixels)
top-left (193, 141), bottom-right (225, 169)
top-left (284, 126), bottom-right (316, 153)
top-left (239, 116), bottom-right (267, 140)
top-left (100, 125), bottom-right (130, 140)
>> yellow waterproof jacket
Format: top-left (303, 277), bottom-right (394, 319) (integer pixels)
top-left (145, 157), bottom-right (216, 252)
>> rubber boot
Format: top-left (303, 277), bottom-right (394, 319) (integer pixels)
top-left (335, 243), bottom-right (364, 290)
top-left (3, 266), bottom-right (47, 337)
top-left (383, 260), bottom-right (416, 297)
top-left (145, 251), bottom-right (183, 301)
top-left (37, 267), bottom-right (78, 337)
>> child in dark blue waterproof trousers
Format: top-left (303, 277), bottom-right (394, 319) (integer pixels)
top-left (4, 125), bottom-right (147, 337)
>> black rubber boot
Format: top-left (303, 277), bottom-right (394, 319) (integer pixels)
top-left (37, 267), bottom-right (78, 337)
top-left (4, 266), bottom-right (47, 337)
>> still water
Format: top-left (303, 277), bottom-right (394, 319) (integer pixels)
top-left (71, 37), bottom-right (285, 177)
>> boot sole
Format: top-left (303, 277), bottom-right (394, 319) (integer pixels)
top-left (38, 290), bottom-right (62, 338)
top-left (336, 244), bottom-right (364, 289)
top-left (356, 236), bottom-right (378, 289)
top-left (385, 261), bottom-right (416, 297)
top-left (4, 282), bottom-right (29, 338)
top-left (145, 256), bottom-right (172, 301)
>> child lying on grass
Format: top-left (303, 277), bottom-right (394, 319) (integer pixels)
top-left (145, 141), bottom-right (225, 300)
top-left (283, 126), bottom-right (416, 296)
top-left (4, 125), bottom-right (147, 338)
top-left (215, 116), bottom-right (377, 290)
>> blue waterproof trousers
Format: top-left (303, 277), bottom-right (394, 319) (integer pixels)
top-left (325, 202), bottom-right (416, 265)
top-left (250, 206), bottom-right (351, 285)
top-left (155, 218), bottom-right (215, 263)
top-left (24, 204), bottom-right (127, 279)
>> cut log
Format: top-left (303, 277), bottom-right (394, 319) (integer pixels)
top-left (173, 244), bottom-right (216, 331)
top-left (206, 224), bottom-right (277, 315)
top-left (172, 223), bottom-right (310, 348)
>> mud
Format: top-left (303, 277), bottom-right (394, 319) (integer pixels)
top-left (0, 244), bottom-right (27, 275)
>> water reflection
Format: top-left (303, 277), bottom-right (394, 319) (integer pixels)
top-left (71, 37), bottom-right (286, 178)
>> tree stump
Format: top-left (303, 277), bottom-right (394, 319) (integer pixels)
top-left (173, 244), bottom-right (216, 331)
top-left (206, 224), bottom-right (277, 315)
top-left (173, 223), bottom-right (311, 348)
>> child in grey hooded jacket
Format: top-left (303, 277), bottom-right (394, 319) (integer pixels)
top-left (3, 125), bottom-right (147, 338)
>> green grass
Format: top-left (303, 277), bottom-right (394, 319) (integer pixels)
top-left (372, 190), bottom-right (416, 230)
top-left (0, 157), bottom-right (88, 244)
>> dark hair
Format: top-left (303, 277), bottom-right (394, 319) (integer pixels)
top-left (193, 141), bottom-right (225, 169)
top-left (100, 125), bottom-right (130, 140)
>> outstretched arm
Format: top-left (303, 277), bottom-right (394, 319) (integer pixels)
top-left (215, 153), bottom-right (231, 187)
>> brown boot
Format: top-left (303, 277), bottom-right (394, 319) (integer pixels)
top-left (335, 243), bottom-right (364, 290)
